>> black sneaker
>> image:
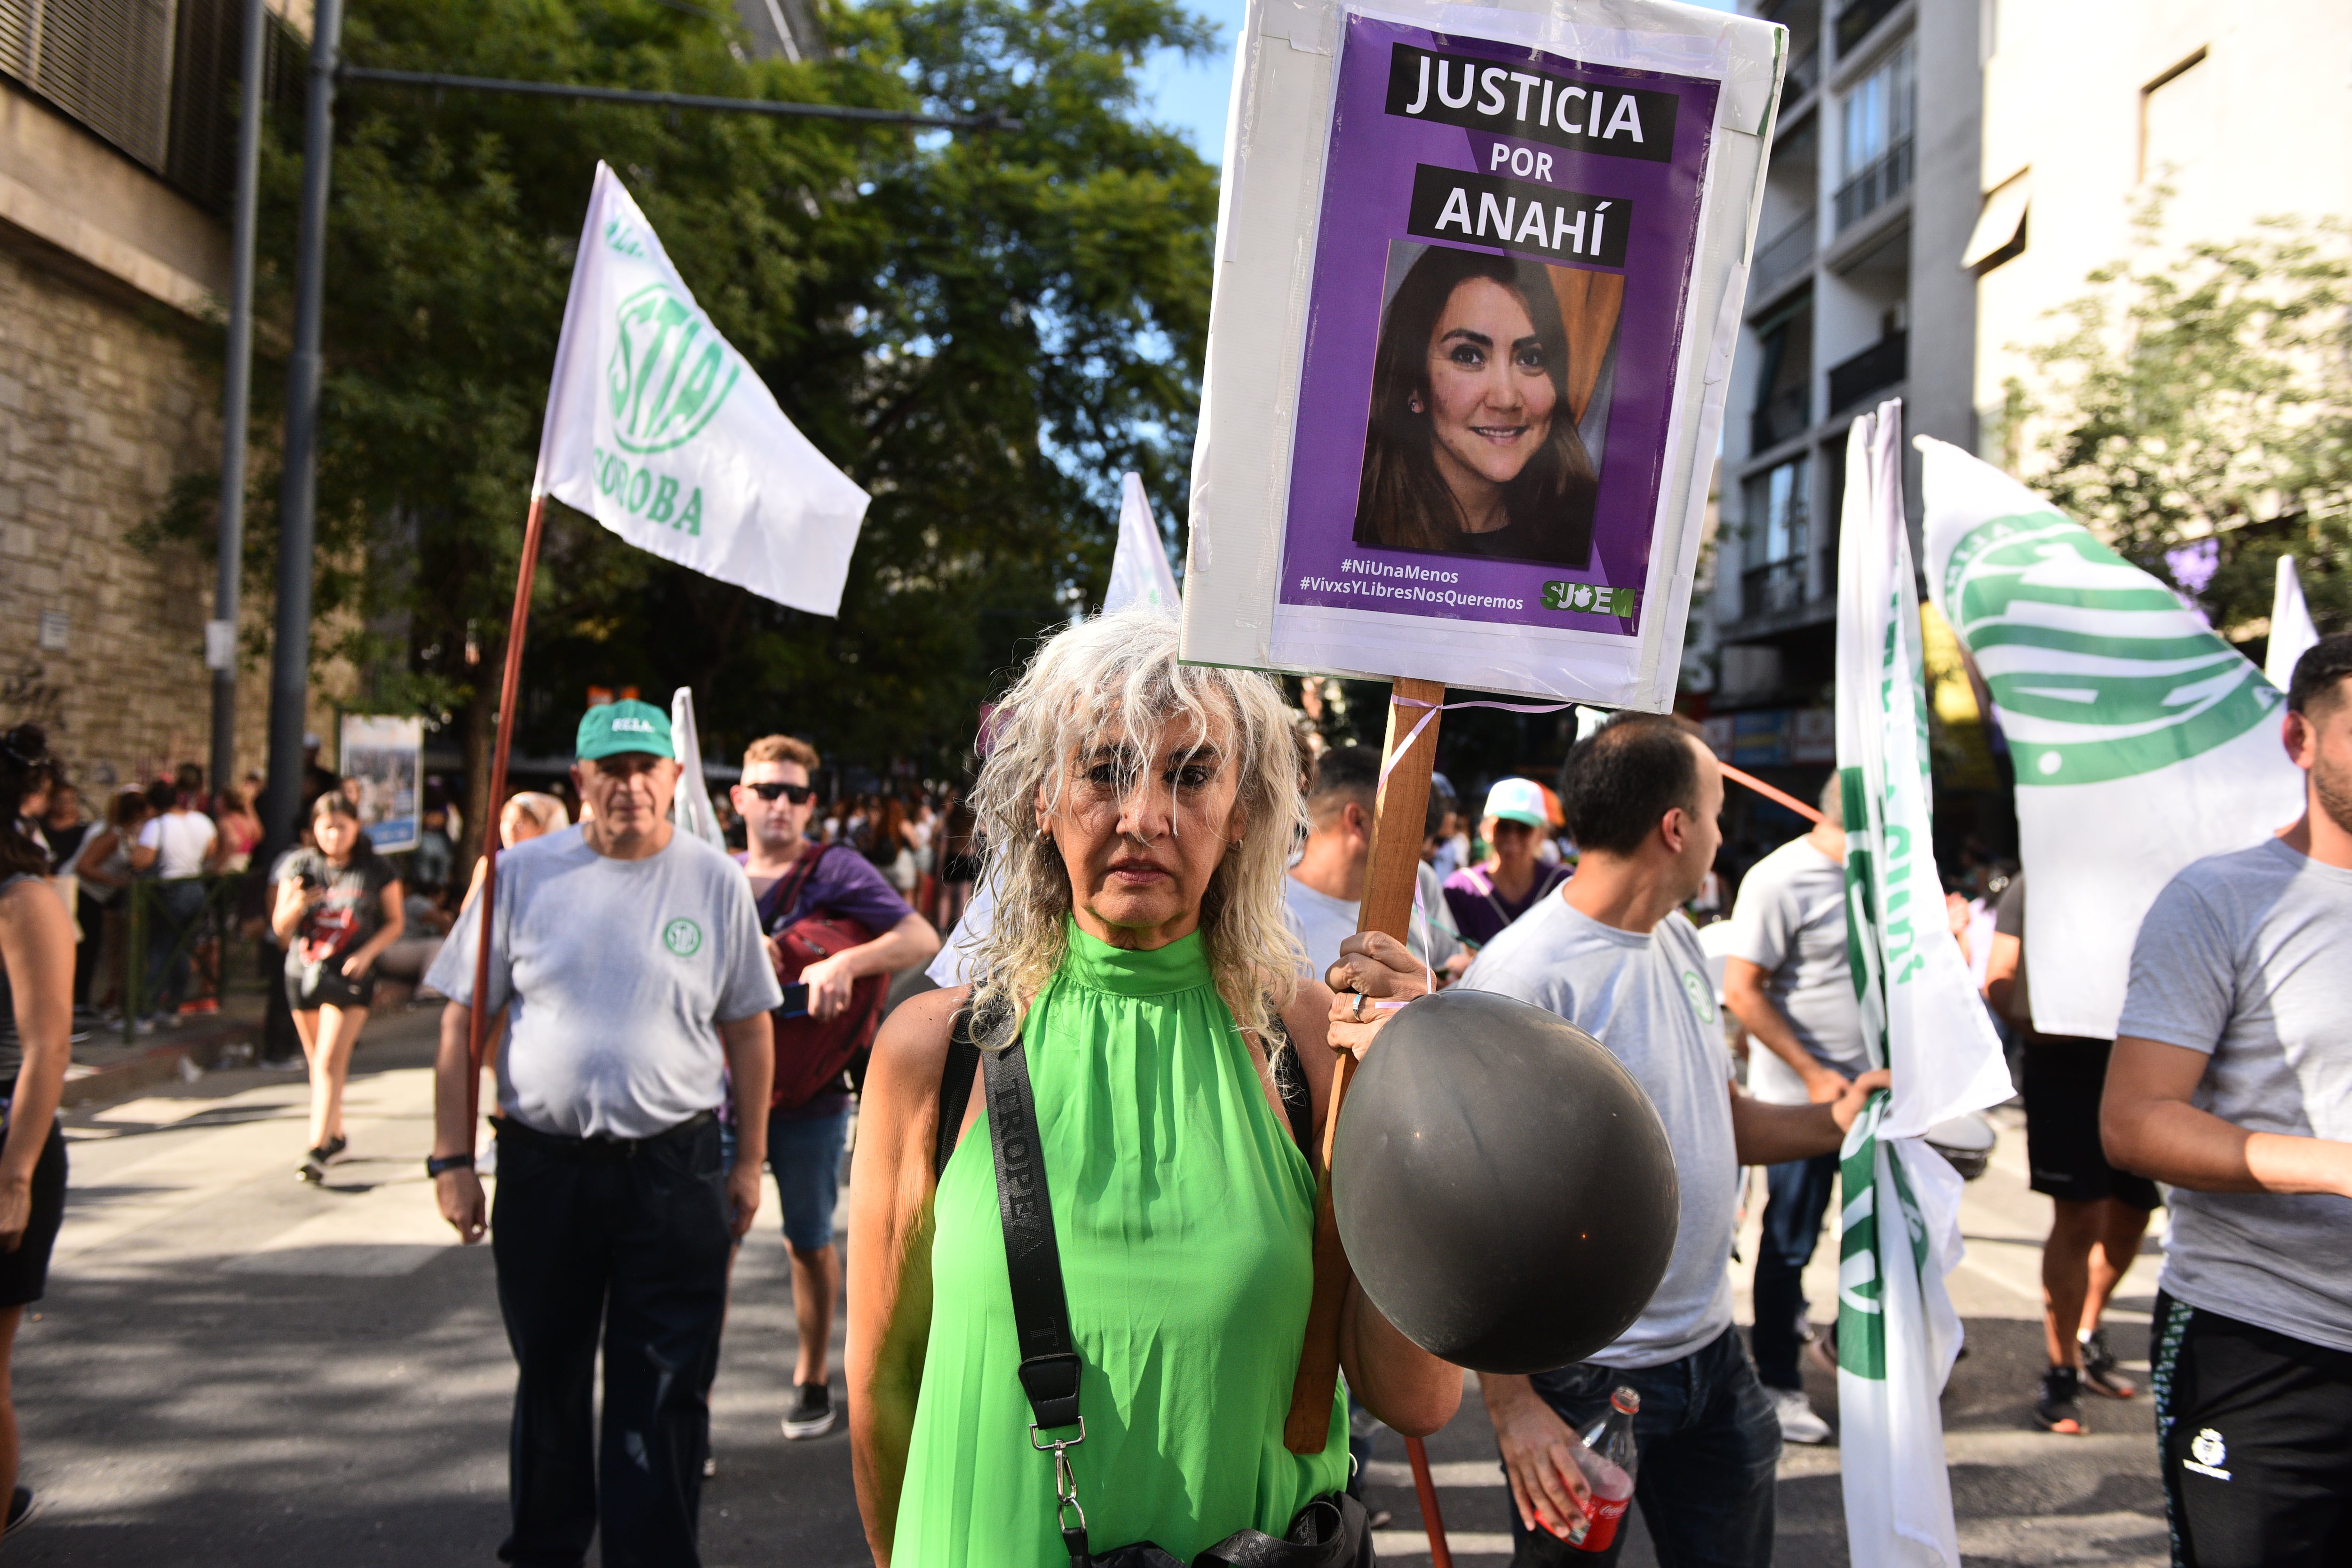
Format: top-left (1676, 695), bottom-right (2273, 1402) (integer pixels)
top-left (318, 1135), bottom-right (349, 1164)
top-left (781, 1381), bottom-right (836, 1440)
top-left (2079, 1329), bottom-right (2136, 1399)
top-left (2034, 1366), bottom-right (2085, 1435)
top-left (296, 1150), bottom-right (327, 1185)
top-left (5, 1484), bottom-right (38, 1536)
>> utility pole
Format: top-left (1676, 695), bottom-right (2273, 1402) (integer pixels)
top-left (207, 0), bottom-right (268, 802)
top-left (260, 0), bottom-right (343, 861)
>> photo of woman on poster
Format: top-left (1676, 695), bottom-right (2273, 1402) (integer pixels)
top-left (1353, 244), bottom-right (1602, 567)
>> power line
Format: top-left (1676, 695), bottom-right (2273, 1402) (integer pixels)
top-left (336, 65), bottom-right (1017, 132)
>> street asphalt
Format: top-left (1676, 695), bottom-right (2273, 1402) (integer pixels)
top-left (8, 1007), bottom-right (2167, 1565)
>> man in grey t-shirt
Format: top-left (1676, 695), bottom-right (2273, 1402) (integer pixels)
top-left (2106, 635), bottom-right (2352, 1568)
top-left (1720, 774), bottom-right (1862, 1444)
top-left (1465, 714), bottom-right (1883, 1568)
top-left (428, 700), bottom-right (781, 1567)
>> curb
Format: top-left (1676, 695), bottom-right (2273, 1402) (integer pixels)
top-left (62, 1018), bottom-right (266, 1108)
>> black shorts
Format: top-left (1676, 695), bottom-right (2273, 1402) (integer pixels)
top-left (2021, 1042), bottom-right (2161, 1209)
top-left (285, 961), bottom-right (377, 1012)
top-left (0, 1117), bottom-right (67, 1309)
top-left (2152, 1291), bottom-right (2352, 1567)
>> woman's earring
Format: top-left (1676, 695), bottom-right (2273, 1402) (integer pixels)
top-left (1409, 395), bottom-right (1424, 414)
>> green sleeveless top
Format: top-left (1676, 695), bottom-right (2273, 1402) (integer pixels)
top-left (894, 923), bottom-right (1348, 1565)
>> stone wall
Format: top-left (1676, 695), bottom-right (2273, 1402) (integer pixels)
top-left (0, 242), bottom-right (339, 803)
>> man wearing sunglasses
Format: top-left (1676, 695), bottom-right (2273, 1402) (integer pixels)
top-left (729, 734), bottom-right (939, 1439)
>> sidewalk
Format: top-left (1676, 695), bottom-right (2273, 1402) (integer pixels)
top-left (61, 993), bottom-right (268, 1108)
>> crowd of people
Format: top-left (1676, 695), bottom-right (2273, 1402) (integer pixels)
top-left (0, 621), bottom-right (2343, 1565)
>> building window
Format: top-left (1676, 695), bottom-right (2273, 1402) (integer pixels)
top-left (1750, 299), bottom-right (1813, 453)
top-left (1741, 458), bottom-right (1810, 618)
top-left (1835, 38), bottom-right (1915, 231)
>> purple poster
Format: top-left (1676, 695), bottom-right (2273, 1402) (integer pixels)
top-left (1278, 15), bottom-right (1719, 639)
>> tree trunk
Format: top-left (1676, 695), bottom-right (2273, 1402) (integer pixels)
top-left (458, 672), bottom-right (498, 889)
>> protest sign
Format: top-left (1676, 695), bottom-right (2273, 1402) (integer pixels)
top-left (1182, 0), bottom-right (1783, 708)
top-left (1918, 438), bottom-right (2304, 1039)
top-left (337, 715), bottom-right (423, 853)
top-left (1834, 406), bottom-right (2013, 1568)
top-left (539, 161), bottom-right (871, 617)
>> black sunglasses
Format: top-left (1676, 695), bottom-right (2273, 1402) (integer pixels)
top-left (746, 781), bottom-right (815, 804)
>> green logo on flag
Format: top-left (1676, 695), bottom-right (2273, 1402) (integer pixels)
top-left (1542, 581), bottom-right (1638, 617)
top-left (662, 917), bottom-right (703, 957)
top-left (1942, 513), bottom-right (2281, 786)
top-left (608, 284), bottom-right (741, 454)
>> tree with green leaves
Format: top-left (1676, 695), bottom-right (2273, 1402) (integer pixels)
top-left (2009, 207), bottom-right (2350, 650)
top-left (158, 0), bottom-right (1216, 867)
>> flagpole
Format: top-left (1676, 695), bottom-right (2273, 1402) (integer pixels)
top-left (466, 480), bottom-right (550, 1130)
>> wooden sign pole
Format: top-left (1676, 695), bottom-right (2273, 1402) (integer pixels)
top-left (1284, 676), bottom-right (1453, 1564)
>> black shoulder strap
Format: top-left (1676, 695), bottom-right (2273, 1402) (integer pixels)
top-left (936, 1005), bottom-right (981, 1182)
top-left (761, 842), bottom-right (829, 930)
top-left (981, 1038), bottom-right (1086, 1434)
top-left (1261, 1004), bottom-right (1316, 1155)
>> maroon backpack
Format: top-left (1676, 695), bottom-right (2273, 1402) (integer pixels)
top-left (759, 845), bottom-right (887, 1111)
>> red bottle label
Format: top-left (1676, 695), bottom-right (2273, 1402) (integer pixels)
top-left (1570, 1492), bottom-right (1629, 1553)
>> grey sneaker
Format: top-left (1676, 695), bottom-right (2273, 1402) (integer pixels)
top-left (781, 1381), bottom-right (836, 1440)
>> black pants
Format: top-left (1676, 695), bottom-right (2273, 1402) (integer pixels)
top-left (2153, 1291), bottom-right (2352, 1568)
top-left (491, 1116), bottom-right (732, 1568)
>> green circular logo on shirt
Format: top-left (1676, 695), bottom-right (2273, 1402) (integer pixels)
top-left (1682, 970), bottom-right (1718, 1025)
top-left (662, 917), bottom-right (703, 957)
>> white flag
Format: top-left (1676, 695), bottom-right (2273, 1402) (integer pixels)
top-left (668, 688), bottom-right (729, 851)
top-left (2267, 554), bottom-right (2320, 692)
top-left (1105, 473), bottom-right (1181, 616)
top-left (539, 162), bottom-right (870, 617)
top-left (1918, 438), bottom-right (2303, 1038)
top-left (1834, 403), bottom-right (2013, 1568)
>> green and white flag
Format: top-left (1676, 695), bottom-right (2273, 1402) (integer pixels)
top-left (1835, 403), bottom-right (2014, 1568)
top-left (539, 162), bottom-right (870, 617)
top-left (1917, 438), bottom-right (2303, 1038)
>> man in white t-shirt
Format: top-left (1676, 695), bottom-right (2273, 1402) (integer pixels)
top-left (1457, 714), bottom-right (1884, 1567)
top-left (2105, 636), bottom-right (2352, 1567)
top-left (1719, 775), bottom-right (1864, 1445)
top-left (428, 700), bottom-right (780, 1566)
top-left (1281, 745), bottom-right (1462, 979)
top-left (127, 779), bottom-right (219, 1022)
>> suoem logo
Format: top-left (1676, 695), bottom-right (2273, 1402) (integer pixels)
top-left (607, 283), bottom-right (740, 454)
top-left (612, 716), bottom-right (655, 732)
top-left (1941, 513), bottom-right (2281, 786)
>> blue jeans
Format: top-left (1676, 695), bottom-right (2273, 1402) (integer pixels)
top-left (143, 880), bottom-right (209, 1015)
top-left (768, 1106), bottom-right (849, 1253)
top-left (1510, 1327), bottom-right (1781, 1568)
top-left (1751, 1152), bottom-right (1839, 1391)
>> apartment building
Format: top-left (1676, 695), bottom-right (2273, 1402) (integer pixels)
top-left (1971, 0), bottom-right (2352, 470)
top-left (1696, 0), bottom-right (1983, 856)
top-left (0, 0), bottom-right (313, 793)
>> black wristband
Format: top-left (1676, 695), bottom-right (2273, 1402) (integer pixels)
top-left (426, 1152), bottom-right (475, 1178)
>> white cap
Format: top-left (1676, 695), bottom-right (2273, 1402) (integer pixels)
top-left (1483, 777), bottom-right (1549, 829)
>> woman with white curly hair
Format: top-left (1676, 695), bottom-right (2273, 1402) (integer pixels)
top-left (848, 609), bottom-right (1458, 1565)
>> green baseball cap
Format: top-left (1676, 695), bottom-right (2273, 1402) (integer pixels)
top-left (576, 699), bottom-right (675, 762)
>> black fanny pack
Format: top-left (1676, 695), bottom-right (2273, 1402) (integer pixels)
top-left (961, 1013), bottom-right (1369, 1568)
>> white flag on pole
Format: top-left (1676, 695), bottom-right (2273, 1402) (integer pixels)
top-left (1918, 438), bottom-right (2303, 1038)
top-left (1105, 472), bottom-right (1181, 616)
top-left (668, 687), bottom-right (728, 851)
top-left (926, 477), bottom-right (1178, 987)
top-left (1834, 403), bottom-right (2014, 1568)
top-left (2267, 554), bottom-right (2321, 692)
top-left (539, 162), bottom-right (870, 617)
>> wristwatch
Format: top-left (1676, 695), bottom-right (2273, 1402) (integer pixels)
top-left (426, 1152), bottom-right (475, 1178)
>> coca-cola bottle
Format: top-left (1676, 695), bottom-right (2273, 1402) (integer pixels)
top-left (1565, 1387), bottom-right (1639, 1553)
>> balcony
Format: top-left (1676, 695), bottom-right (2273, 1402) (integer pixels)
top-left (1750, 387), bottom-right (1810, 452)
top-left (1786, 45), bottom-right (1820, 99)
top-left (1828, 330), bottom-right (1906, 413)
top-left (1750, 208), bottom-right (1817, 299)
top-left (1743, 560), bottom-right (1809, 619)
top-left (1835, 0), bottom-right (1901, 54)
top-left (1834, 135), bottom-right (1913, 231)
